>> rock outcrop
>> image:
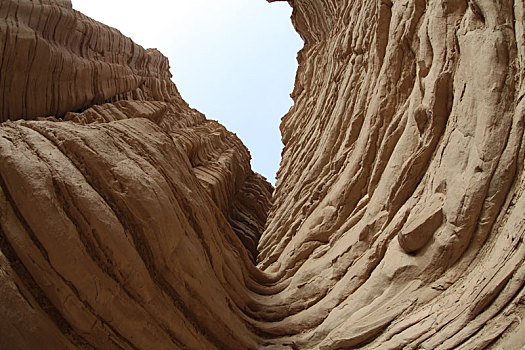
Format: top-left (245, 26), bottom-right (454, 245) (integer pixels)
top-left (1, 0), bottom-right (525, 349)
top-left (0, 1), bottom-right (271, 349)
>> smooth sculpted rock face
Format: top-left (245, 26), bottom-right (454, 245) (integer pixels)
top-left (1, 0), bottom-right (525, 349)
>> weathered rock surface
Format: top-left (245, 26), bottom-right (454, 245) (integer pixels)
top-left (1, 0), bottom-right (525, 349)
top-left (0, 1), bottom-right (271, 349)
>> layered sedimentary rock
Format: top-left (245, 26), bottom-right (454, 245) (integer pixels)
top-left (0, 0), bottom-right (175, 122)
top-left (1, 0), bottom-right (525, 349)
top-left (259, 0), bottom-right (525, 348)
top-left (0, 1), bottom-right (271, 349)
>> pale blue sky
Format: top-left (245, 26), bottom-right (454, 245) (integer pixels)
top-left (72, 0), bottom-right (303, 184)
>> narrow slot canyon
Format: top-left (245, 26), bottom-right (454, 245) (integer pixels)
top-left (1, 0), bottom-right (525, 349)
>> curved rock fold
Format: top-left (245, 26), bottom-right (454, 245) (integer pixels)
top-left (1, 0), bottom-right (525, 349)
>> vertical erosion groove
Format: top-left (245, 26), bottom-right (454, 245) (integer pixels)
top-left (1, 0), bottom-right (525, 349)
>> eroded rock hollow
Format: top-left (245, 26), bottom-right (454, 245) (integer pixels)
top-left (1, 0), bottom-right (525, 349)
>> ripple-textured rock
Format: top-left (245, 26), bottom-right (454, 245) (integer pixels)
top-left (2, 0), bottom-right (525, 349)
top-left (260, 0), bottom-right (525, 348)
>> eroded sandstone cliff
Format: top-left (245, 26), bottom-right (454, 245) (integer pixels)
top-left (0, 1), bottom-right (271, 348)
top-left (1, 0), bottom-right (525, 349)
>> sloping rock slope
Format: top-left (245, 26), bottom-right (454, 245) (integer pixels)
top-left (1, 0), bottom-right (525, 349)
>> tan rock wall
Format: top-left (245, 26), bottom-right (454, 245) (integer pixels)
top-left (0, 0), bottom-right (175, 121)
top-left (1, 0), bottom-right (525, 349)
top-left (0, 1), bottom-right (271, 349)
top-left (259, 0), bottom-right (525, 348)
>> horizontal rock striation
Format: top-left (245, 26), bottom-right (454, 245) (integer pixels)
top-left (1, 0), bottom-right (525, 349)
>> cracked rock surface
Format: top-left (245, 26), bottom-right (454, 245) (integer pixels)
top-left (1, 0), bottom-right (525, 349)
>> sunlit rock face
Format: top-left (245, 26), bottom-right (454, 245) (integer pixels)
top-left (1, 0), bottom-right (525, 349)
